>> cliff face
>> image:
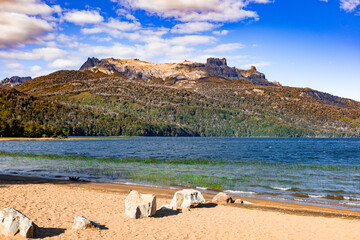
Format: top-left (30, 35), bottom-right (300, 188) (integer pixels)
top-left (79, 57), bottom-right (276, 86)
top-left (0, 76), bottom-right (31, 89)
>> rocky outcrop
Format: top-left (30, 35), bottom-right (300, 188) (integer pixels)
top-left (79, 57), bottom-right (277, 86)
top-left (169, 189), bottom-right (206, 209)
top-left (0, 208), bottom-right (37, 238)
top-left (212, 192), bottom-right (233, 204)
top-left (79, 57), bottom-right (100, 71)
top-left (0, 76), bottom-right (31, 89)
top-left (125, 190), bottom-right (156, 219)
top-left (72, 216), bottom-right (99, 229)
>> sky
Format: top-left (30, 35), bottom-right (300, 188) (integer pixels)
top-left (0, 0), bottom-right (359, 100)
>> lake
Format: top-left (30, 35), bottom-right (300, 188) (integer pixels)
top-left (0, 137), bottom-right (359, 211)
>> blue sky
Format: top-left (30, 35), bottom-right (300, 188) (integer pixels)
top-left (0, 0), bottom-right (359, 100)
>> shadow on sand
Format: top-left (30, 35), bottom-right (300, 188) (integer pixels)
top-left (34, 227), bottom-right (66, 239)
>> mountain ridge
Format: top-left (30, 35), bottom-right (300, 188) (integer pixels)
top-left (10, 57), bottom-right (360, 137)
top-left (79, 57), bottom-right (278, 86)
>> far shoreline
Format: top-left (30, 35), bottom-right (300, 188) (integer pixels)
top-left (1, 136), bottom-right (360, 141)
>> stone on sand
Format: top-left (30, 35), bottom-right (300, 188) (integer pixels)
top-left (212, 192), bottom-right (233, 204)
top-left (72, 216), bottom-right (98, 229)
top-left (234, 199), bottom-right (244, 204)
top-left (0, 208), bottom-right (37, 238)
top-left (125, 190), bottom-right (156, 219)
top-left (169, 189), bottom-right (205, 209)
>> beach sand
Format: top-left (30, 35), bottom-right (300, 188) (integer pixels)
top-left (0, 175), bottom-right (359, 240)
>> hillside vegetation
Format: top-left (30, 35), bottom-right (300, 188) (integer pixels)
top-left (9, 68), bottom-right (360, 137)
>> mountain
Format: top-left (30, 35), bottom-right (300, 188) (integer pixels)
top-left (0, 76), bottom-right (31, 89)
top-left (79, 57), bottom-right (278, 86)
top-left (11, 57), bottom-right (360, 138)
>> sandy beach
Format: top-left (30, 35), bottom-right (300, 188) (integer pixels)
top-left (0, 175), bottom-right (359, 239)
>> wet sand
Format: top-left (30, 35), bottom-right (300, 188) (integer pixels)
top-left (0, 174), bottom-right (359, 239)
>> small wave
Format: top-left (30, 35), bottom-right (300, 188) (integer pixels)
top-left (340, 202), bottom-right (360, 207)
top-left (225, 190), bottom-right (256, 195)
top-left (271, 186), bottom-right (291, 191)
top-left (344, 196), bottom-right (360, 201)
top-left (294, 198), bottom-right (308, 202)
top-left (308, 194), bottom-right (326, 199)
top-left (196, 186), bottom-right (207, 190)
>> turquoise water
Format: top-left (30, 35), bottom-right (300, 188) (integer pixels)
top-left (0, 137), bottom-right (359, 211)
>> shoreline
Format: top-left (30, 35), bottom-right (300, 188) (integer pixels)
top-left (2, 174), bottom-right (360, 239)
top-left (1, 174), bottom-right (359, 219)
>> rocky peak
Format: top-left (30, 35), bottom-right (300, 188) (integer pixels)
top-left (79, 57), bottom-right (100, 71)
top-left (79, 57), bottom-right (278, 86)
top-left (206, 58), bottom-right (227, 66)
top-left (0, 76), bottom-right (31, 89)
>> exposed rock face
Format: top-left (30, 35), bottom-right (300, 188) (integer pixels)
top-left (125, 190), bottom-right (156, 219)
top-left (212, 192), bottom-right (233, 204)
top-left (72, 216), bottom-right (98, 229)
top-left (79, 57), bottom-right (277, 86)
top-left (0, 76), bottom-right (31, 89)
top-left (79, 57), bottom-right (100, 71)
top-left (169, 189), bottom-right (206, 209)
top-left (0, 208), bottom-right (37, 238)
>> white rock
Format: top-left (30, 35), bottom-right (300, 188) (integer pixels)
top-left (234, 199), bottom-right (243, 204)
top-left (243, 201), bottom-right (253, 205)
top-left (212, 192), bottom-right (233, 204)
top-left (169, 189), bottom-right (205, 209)
top-left (125, 190), bottom-right (156, 219)
top-left (0, 208), bottom-right (37, 238)
top-left (72, 216), bottom-right (98, 229)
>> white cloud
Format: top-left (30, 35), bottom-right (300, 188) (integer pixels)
top-left (171, 22), bottom-right (220, 34)
top-left (29, 65), bottom-right (52, 77)
top-left (0, 47), bottom-right (66, 61)
top-left (340, 0), bottom-right (360, 11)
top-left (4, 61), bottom-right (24, 70)
top-left (206, 43), bottom-right (245, 53)
top-left (64, 10), bottom-right (104, 25)
top-left (0, 0), bottom-right (59, 49)
top-left (48, 58), bottom-right (84, 69)
top-left (213, 30), bottom-right (229, 36)
top-left (170, 35), bottom-right (216, 46)
top-left (118, 0), bottom-right (272, 22)
top-left (81, 18), bottom-right (141, 37)
top-left (30, 65), bottom-right (42, 73)
top-left (241, 61), bottom-right (271, 69)
top-left (0, 12), bottom-right (54, 48)
top-left (0, 0), bottom-right (58, 16)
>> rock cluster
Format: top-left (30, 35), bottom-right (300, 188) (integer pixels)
top-left (125, 190), bottom-right (157, 219)
top-left (0, 208), bottom-right (37, 238)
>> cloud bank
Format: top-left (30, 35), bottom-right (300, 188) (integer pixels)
top-left (0, 0), bottom-right (59, 48)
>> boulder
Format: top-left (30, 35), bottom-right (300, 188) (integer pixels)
top-left (125, 190), bottom-right (156, 219)
top-left (72, 216), bottom-right (98, 229)
top-left (0, 208), bottom-right (37, 238)
top-left (212, 192), bottom-right (233, 204)
top-left (234, 199), bottom-right (243, 204)
top-left (169, 189), bottom-right (205, 209)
